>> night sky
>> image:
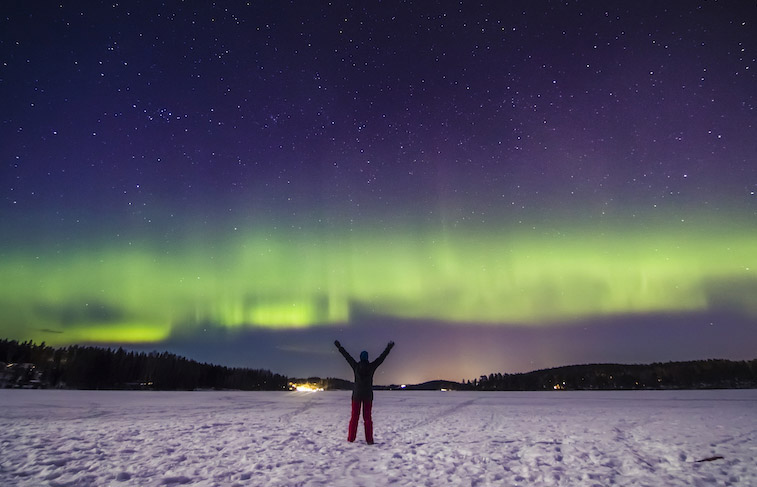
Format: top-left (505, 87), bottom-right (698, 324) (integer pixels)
top-left (1, 1), bottom-right (756, 385)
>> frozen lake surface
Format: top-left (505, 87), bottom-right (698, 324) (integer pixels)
top-left (1, 389), bottom-right (755, 486)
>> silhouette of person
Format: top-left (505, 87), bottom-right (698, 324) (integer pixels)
top-left (334, 340), bottom-right (394, 444)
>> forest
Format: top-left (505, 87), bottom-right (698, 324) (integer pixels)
top-left (0, 339), bottom-right (288, 390)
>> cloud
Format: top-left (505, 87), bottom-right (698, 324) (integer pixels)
top-left (36, 328), bottom-right (64, 334)
top-left (703, 276), bottom-right (757, 316)
top-left (33, 301), bottom-right (125, 327)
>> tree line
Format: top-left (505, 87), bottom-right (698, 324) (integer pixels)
top-left (469, 359), bottom-right (757, 391)
top-left (0, 339), bottom-right (288, 390)
top-left (4, 338), bottom-right (755, 391)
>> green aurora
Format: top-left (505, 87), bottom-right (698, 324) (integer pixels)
top-left (2, 214), bottom-right (755, 346)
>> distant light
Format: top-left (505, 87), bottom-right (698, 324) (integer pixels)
top-left (289, 382), bottom-right (323, 392)
top-left (400, 384), bottom-right (406, 389)
top-left (295, 385), bottom-right (322, 392)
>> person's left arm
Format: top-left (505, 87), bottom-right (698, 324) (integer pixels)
top-left (371, 341), bottom-right (394, 368)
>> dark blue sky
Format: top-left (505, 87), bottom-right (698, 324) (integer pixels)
top-left (1, 1), bottom-right (755, 383)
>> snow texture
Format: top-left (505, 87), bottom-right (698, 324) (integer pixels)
top-left (1, 389), bottom-right (755, 486)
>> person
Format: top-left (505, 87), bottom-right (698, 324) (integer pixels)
top-left (334, 339), bottom-right (394, 444)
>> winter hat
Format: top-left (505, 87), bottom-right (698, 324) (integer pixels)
top-left (360, 351), bottom-right (369, 361)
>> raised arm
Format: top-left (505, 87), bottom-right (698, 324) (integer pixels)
top-left (334, 340), bottom-right (357, 368)
top-left (371, 341), bottom-right (395, 368)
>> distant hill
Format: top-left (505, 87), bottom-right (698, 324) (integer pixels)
top-left (301, 360), bottom-right (757, 393)
top-left (468, 359), bottom-right (757, 391)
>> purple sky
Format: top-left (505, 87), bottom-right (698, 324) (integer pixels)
top-left (1, 1), bottom-right (755, 383)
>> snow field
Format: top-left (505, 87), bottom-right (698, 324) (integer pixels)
top-left (0, 390), bottom-right (755, 486)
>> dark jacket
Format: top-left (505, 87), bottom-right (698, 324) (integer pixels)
top-left (336, 343), bottom-right (393, 400)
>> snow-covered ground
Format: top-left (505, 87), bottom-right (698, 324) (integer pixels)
top-left (1, 389), bottom-right (755, 486)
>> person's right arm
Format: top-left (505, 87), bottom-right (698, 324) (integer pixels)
top-left (335, 340), bottom-right (357, 368)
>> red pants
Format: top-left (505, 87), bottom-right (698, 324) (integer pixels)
top-left (348, 399), bottom-right (373, 444)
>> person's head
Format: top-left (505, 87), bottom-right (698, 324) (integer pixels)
top-left (360, 350), bottom-right (369, 361)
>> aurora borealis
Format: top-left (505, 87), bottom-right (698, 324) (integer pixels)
top-left (1, 2), bottom-right (756, 383)
top-left (3, 214), bottom-right (756, 338)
